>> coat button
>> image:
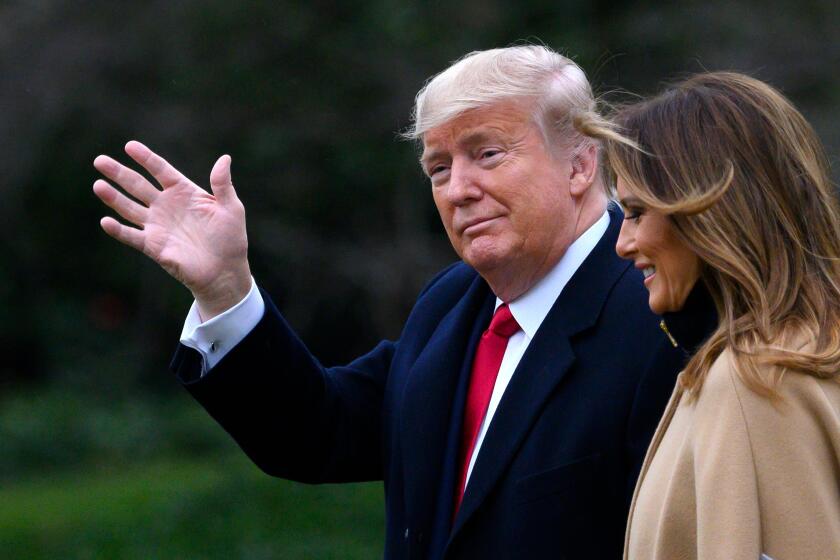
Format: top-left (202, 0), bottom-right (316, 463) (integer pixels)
top-left (415, 531), bottom-right (424, 544)
top-left (404, 528), bottom-right (409, 540)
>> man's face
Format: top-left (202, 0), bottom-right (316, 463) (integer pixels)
top-left (421, 102), bottom-right (578, 287)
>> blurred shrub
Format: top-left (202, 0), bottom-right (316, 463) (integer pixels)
top-left (0, 454), bottom-right (384, 559)
top-left (0, 387), bottom-right (232, 480)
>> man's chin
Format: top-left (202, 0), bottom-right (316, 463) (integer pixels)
top-left (461, 245), bottom-right (510, 276)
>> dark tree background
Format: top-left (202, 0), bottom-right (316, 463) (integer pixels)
top-left (1, 0), bottom-right (838, 392)
top-left (0, 1), bottom-right (838, 556)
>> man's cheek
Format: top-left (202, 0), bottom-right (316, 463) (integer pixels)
top-left (444, 228), bottom-right (464, 257)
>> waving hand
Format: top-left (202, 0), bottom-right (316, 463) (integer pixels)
top-left (93, 141), bottom-right (252, 320)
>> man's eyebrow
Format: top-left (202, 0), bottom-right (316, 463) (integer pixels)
top-left (420, 128), bottom-right (505, 167)
top-left (460, 129), bottom-right (496, 144)
top-left (419, 149), bottom-right (444, 169)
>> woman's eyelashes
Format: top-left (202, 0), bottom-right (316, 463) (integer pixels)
top-left (623, 207), bottom-right (645, 223)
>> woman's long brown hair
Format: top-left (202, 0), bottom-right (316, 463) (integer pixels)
top-left (579, 72), bottom-right (840, 398)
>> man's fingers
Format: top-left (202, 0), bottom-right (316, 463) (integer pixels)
top-left (209, 154), bottom-right (236, 204)
top-left (93, 179), bottom-right (149, 227)
top-left (99, 216), bottom-right (145, 253)
top-left (94, 154), bottom-right (160, 205)
top-left (124, 140), bottom-right (189, 190)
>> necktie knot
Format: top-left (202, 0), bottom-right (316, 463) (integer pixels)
top-left (488, 304), bottom-right (520, 338)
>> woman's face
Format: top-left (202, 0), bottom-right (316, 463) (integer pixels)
top-left (615, 177), bottom-right (703, 314)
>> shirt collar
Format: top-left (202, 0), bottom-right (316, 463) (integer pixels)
top-left (495, 210), bottom-right (611, 339)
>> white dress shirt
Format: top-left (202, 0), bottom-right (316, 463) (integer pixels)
top-left (181, 210), bottom-right (611, 490)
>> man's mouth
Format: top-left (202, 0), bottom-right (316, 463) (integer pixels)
top-left (461, 216), bottom-right (499, 235)
top-left (642, 266), bottom-right (656, 279)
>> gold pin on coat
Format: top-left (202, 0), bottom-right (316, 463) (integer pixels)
top-left (660, 319), bottom-right (678, 348)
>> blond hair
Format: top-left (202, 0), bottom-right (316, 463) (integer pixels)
top-left (404, 45), bottom-right (616, 163)
top-left (594, 72), bottom-right (840, 398)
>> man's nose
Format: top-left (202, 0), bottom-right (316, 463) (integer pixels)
top-left (446, 160), bottom-right (482, 206)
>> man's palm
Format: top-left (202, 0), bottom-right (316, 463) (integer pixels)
top-left (93, 141), bottom-right (251, 318)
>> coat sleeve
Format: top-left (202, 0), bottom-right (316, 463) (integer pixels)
top-left (171, 289), bottom-right (395, 484)
top-left (691, 357), bottom-right (840, 559)
top-left (169, 262), bottom-right (466, 486)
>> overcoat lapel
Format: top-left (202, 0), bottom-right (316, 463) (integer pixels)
top-left (400, 273), bottom-right (494, 534)
top-left (449, 206), bottom-right (630, 538)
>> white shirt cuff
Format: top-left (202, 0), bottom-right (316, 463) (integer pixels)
top-left (179, 278), bottom-right (265, 375)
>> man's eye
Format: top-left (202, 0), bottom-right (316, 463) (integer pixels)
top-left (426, 165), bottom-right (449, 181)
top-left (480, 149), bottom-right (501, 159)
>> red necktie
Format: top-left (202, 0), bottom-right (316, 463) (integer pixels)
top-left (454, 303), bottom-right (521, 515)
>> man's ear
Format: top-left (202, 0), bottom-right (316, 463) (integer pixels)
top-left (569, 143), bottom-right (598, 197)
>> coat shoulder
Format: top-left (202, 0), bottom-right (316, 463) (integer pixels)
top-left (412, 261), bottom-right (482, 313)
top-left (697, 341), bottom-right (840, 431)
top-left (693, 340), bottom-right (840, 556)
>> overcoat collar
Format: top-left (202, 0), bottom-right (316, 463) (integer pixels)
top-left (400, 271), bottom-right (493, 537)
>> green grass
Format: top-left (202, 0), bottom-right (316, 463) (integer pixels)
top-left (0, 454), bottom-right (385, 559)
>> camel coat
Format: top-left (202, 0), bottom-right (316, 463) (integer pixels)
top-left (625, 346), bottom-right (840, 559)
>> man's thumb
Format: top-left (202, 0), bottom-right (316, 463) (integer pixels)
top-left (209, 154), bottom-right (235, 203)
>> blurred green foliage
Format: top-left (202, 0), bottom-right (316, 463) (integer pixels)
top-left (0, 390), bottom-right (226, 480)
top-left (1, 454), bottom-right (383, 559)
top-left (0, 388), bottom-right (384, 558)
top-left (1, 0), bottom-right (838, 556)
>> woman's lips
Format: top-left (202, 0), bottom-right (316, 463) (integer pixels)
top-left (641, 266), bottom-right (656, 287)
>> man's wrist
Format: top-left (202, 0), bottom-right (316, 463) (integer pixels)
top-left (194, 264), bottom-right (253, 321)
top-left (180, 277), bottom-right (264, 374)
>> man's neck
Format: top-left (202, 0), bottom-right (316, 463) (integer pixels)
top-left (488, 198), bottom-right (608, 302)
top-left (499, 208), bottom-right (611, 337)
